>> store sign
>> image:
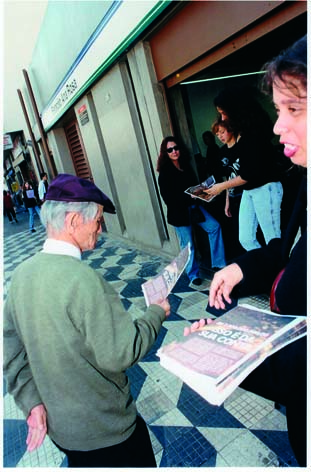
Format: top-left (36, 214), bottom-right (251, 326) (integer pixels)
top-left (51, 78), bottom-right (78, 115)
top-left (3, 134), bottom-right (13, 150)
top-left (78, 104), bottom-right (89, 126)
top-left (41, 0), bottom-right (171, 130)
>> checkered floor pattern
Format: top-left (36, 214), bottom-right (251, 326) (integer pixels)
top-left (3, 227), bottom-right (299, 467)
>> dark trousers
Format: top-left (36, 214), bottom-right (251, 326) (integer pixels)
top-left (240, 337), bottom-right (306, 466)
top-left (53, 415), bottom-right (156, 468)
top-left (5, 207), bottom-right (17, 222)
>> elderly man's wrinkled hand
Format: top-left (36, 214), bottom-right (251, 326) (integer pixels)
top-left (26, 404), bottom-right (47, 452)
top-left (157, 299), bottom-right (171, 317)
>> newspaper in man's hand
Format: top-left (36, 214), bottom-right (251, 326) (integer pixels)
top-left (142, 244), bottom-right (190, 306)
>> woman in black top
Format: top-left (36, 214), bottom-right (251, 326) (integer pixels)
top-left (189, 36), bottom-right (307, 466)
top-left (205, 87), bottom-right (283, 252)
top-left (157, 137), bottom-right (226, 286)
top-left (22, 181), bottom-right (41, 233)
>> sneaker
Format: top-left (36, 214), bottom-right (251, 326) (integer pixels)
top-left (9, 221), bottom-right (13, 224)
top-left (191, 278), bottom-right (202, 286)
top-left (31, 229), bottom-right (36, 233)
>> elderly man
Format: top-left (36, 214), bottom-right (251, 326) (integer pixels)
top-left (4, 173), bottom-right (170, 468)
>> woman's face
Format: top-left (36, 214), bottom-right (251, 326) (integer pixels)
top-left (25, 182), bottom-right (30, 189)
top-left (216, 126), bottom-right (234, 145)
top-left (273, 76), bottom-right (307, 167)
top-left (166, 141), bottom-right (180, 162)
top-left (216, 106), bottom-right (229, 121)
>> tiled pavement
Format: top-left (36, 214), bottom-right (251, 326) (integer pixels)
top-left (3, 224), bottom-right (299, 468)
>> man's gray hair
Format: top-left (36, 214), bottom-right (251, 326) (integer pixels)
top-left (40, 200), bottom-right (99, 232)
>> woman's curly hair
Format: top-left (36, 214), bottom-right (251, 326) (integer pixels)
top-left (156, 136), bottom-right (190, 172)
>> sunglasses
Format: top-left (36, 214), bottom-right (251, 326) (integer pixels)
top-left (167, 146), bottom-right (179, 153)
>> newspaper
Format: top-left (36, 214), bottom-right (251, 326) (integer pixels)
top-left (184, 175), bottom-right (216, 202)
top-left (157, 304), bottom-right (306, 406)
top-left (142, 244), bottom-right (190, 306)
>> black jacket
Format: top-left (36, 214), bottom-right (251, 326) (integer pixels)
top-left (158, 161), bottom-right (199, 227)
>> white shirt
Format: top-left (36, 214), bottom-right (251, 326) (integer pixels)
top-left (42, 239), bottom-right (81, 260)
top-left (38, 180), bottom-right (46, 201)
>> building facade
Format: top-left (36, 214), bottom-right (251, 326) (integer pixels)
top-left (20, 0), bottom-right (307, 257)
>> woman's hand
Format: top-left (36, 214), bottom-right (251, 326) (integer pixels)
top-left (203, 182), bottom-right (225, 198)
top-left (184, 318), bottom-right (213, 336)
top-left (209, 263), bottom-right (243, 309)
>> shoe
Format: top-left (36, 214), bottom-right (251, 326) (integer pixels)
top-left (15, 219), bottom-right (18, 223)
top-left (9, 221), bottom-right (13, 224)
top-left (31, 229), bottom-right (36, 233)
top-left (191, 278), bottom-right (202, 286)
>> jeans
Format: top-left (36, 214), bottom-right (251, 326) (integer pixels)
top-left (174, 206), bottom-right (226, 282)
top-left (28, 206), bottom-right (41, 231)
top-left (239, 181), bottom-right (283, 251)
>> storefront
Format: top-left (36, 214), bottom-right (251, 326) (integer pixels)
top-left (22, 1), bottom-right (307, 257)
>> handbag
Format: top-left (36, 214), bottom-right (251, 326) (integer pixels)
top-left (269, 268), bottom-right (285, 313)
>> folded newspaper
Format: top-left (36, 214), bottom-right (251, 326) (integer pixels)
top-left (184, 175), bottom-right (216, 202)
top-left (142, 244), bottom-right (190, 306)
top-left (157, 304), bottom-right (306, 406)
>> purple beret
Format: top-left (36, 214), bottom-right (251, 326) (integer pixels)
top-left (45, 173), bottom-right (116, 214)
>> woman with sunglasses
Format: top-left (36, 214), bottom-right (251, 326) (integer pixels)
top-left (157, 137), bottom-right (226, 287)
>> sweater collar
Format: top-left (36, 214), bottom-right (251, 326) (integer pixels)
top-left (42, 238), bottom-right (81, 260)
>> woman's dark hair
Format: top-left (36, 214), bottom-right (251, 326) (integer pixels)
top-left (156, 136), bottom-right (189, 172)
top-left (23, 181), bottom-right (33, 190)
top-left (262, 35), bottom-right (307, 97)
top-left (213, 86), bottom-right (274, 140)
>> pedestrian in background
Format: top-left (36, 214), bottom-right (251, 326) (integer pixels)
top-left (4, 173), bottom-right (170, 468)
top-left (157, 136), bottom-right (226, 287)
top-left (22, 181), bottom-right (41, 233)
top-left (3, 190), bottom-right (18, 223)
top-left (38, 172), bottom-right (49, 204)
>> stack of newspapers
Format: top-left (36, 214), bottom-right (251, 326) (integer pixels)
top-left (157, 304), bottom-right (306, 406)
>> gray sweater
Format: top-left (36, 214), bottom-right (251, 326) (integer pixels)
top-left (3, 252), bottom-right (166, 450)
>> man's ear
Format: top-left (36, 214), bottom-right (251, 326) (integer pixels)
top-left (65, 212), bottom-right (80, 233)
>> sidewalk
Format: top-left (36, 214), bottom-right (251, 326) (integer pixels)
top-left (3, 220), bottom-right (298, 467)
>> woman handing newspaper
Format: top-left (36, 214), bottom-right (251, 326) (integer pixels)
top-left (185, 36), bottom-right (307, 466)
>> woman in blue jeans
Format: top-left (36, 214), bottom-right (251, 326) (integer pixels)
top-left (22, 181), bottom-right (42, 233)
top-left (157, 136), bottom-right (226, 287)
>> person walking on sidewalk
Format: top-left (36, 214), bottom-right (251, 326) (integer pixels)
top-left (3, 173), bottom-right (170, 468)
top-left (38, 172), bottom-right (48, 204)
top-left (22, 181), bottom-right (41, 233)
top-left (3, 190), bottom-right (18, 223)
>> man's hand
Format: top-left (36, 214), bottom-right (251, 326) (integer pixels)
top-left (157, 299), bottom-right (171, 318)
top-left (26, 404), bottom-right (47, 452)
top-left (209, 263), bottom-right (243, 309)
top-left (184, 318), bottom-right (213, 336)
